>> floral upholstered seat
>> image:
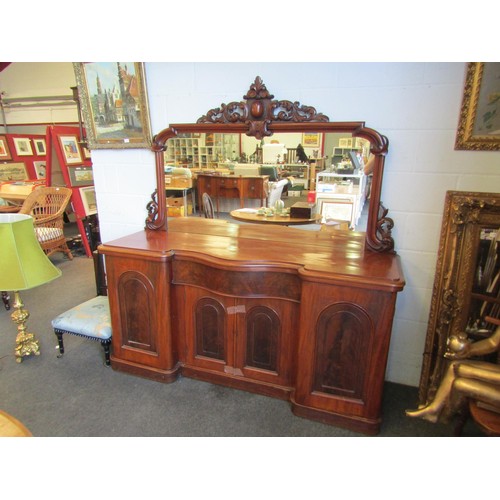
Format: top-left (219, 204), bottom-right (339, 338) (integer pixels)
top-left (51, 295), bottom-right (112, 365)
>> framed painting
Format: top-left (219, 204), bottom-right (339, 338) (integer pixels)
top-left (33, 161), bottom-right (46, 179)
top-left (59, 135), bottom-right (83, 165)
top-left (13, 137), bottom-right (33, 156)
top-left (33, 138), bottom-right (47, 156)
top-left (79, 186), bottom-right (98, 215)
top-left (0, 162), bottom-right (28, 181)
top-left (73, 62), bottom-right (152, 149)
top-left (302, 132), bottom-right (320, 148)
top-left (455, 62), bottom-right (500, 151)
top-left (68, 166), bottom-right (93, 187)
top-left (0, 135), bottom-right (12, 160)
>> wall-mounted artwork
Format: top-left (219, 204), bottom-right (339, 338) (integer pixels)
top-left (33, 138), bottom-right (47, 156)
top-left (0, 162), bottom-right (28, 181)
top-left (33, 161), bottom-right (46, 179)
top-left (13, 137), bottom-right (33, 156)
top-left (73, 62), bottom-right (152, 149)
top-left (59, 135), bottom-right (83, 165)
top-left (455, 62), bottom-right (500, 151)
top-left (302, 133), bottom-right (320, 148)
top-left (0, 135), bottom-right (12, 160)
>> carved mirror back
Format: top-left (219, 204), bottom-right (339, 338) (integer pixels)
top-left (148, 76), bottom-right (395, 253)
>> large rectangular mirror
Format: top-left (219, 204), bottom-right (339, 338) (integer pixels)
top-left (162, 132), bottom-right (371, 230)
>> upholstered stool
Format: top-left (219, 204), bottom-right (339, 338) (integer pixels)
top-left (52, 296), bottom-right (112, 365)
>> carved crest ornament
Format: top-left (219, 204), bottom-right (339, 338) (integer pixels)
top-left (147, 76), bottom-right (395, 253)
top-left (196, 76), bottom-right (329, 140)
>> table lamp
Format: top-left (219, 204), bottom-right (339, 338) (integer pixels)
top-left (0, 214), bottom-right (62, 363)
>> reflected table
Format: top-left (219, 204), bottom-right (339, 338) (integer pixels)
top-left (230, 208), bottom-right (321, 226)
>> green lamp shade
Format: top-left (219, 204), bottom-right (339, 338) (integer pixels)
top-left (0, 213), bottom-right (62, 291)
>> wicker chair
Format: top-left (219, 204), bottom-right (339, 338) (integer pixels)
top-left (19, 186), bottom-right (73, 260)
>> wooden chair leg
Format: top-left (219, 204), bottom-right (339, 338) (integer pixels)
top-left (2, 291), bottom-right (10, 310)
top-left (454, 406), bottom-right (470, 436)
top-left (101, 340), bottom-right (111, 366)
top-left (55, 331), bottom-right (65, 357)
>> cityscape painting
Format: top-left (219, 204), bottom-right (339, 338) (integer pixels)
top-left (74, 62), bottom-right (152, 149)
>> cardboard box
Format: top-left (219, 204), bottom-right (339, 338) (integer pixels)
top-left (165, 175), bottom-right (193, 188)
top-left (290, 202), bottom-right (317, 219)
top-left (167, 206), bottom-right (185, 217)
top-left (167, 195), bottom-right (188, 207)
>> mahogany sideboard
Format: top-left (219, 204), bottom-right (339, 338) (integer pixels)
top-left (99, 218), bottom-right (405, 435)
top-left (196, 173), bottom-right (269, 213)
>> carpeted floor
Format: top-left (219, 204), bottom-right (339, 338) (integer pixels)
top-left (0, 222), bottom-right (484, 438)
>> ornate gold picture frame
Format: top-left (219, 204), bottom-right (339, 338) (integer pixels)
top-left (455, 62), bottom-right (500, 151)
top-left (418, 191), bottom-right (500, 405)
top-left (73, 62), bottom-right (152, 149)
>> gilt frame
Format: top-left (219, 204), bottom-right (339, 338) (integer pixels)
top-left (73, 62), bottom-right (152, 150)
top-left (418, 191), bottom-right (500, 405)
top-left (455, 62), bottom-right (500, 151)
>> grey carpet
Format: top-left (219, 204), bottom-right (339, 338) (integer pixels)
top-left (0, 234), bottom-right (482, 437)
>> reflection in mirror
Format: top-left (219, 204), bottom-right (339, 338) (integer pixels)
top-left (466, 226), bottom-right (500, 336)
top-left (163, 132), bottom-right (372, 231)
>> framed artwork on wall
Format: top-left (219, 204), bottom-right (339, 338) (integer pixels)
top-left (33, 138), bottom-right (47, 156)
top-left (59, 135), bottom-right (83, 165)
top-left (455, 62), bottom-right (500, 151)
top-left (33, 161), bottom-right (46, 179)
top-left (13, 137), bottom-right (33, 156)
top-left (0, 162), bottom-right (28, 181)
top-left (68, 166), bottom-right (94, 187)
top-left (79, 186), bottom-right (98, 215)
top-left (73, 62), bottom-right (152, 149)
top-left (302, 132), bottom-right (320, 148)
top-left (0, 135), bottom-right (12, 160)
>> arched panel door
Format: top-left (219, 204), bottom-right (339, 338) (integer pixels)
top-left (313, 303), bottom-right (371, 400)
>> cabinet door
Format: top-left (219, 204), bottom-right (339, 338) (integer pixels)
top-left (295, 281), bottom-right (398, 425)
top-left (235, 298), bottom-right (297, 387)
top-left (183, 286), bottom-right (234, 373)
top-left (183, 288), bottom-right (297, 386)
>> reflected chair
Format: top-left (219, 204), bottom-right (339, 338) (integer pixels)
top-left (19, 186), bottom-right (73, 260)
top-left (260, 165), bottom-right (279, 182)
top-left (202, 192), bottom-right (215, 219)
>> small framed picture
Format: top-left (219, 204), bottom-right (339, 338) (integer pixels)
top-left (302, 132), bottom-right (320, 148)
top-left (13, 137), bottom-right (33, 156)
top-left (79, 186), bottom-right (97, 215)
top-left (68, 166), bottom-right (93, 187)
top-left (33, 161), bottom-right (47, 179)
top-left (59, 135), bottom-right (83, 164)
top-left (319, 198), bottom-right (354, 223)
top-left (0, 135), bottom-right (12, 160)
top-left (339, 138), bottom-right (353, 148)
top-left (82, 146), bottom-right (91, 160)
top-left (33, 138), bottom-right (47, 156)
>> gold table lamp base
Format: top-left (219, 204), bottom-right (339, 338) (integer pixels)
top-left (11, 291), bottom-right (41, 363)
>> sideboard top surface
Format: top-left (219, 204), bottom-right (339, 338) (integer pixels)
top-left (99, 218), bottom-right (405, 291)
